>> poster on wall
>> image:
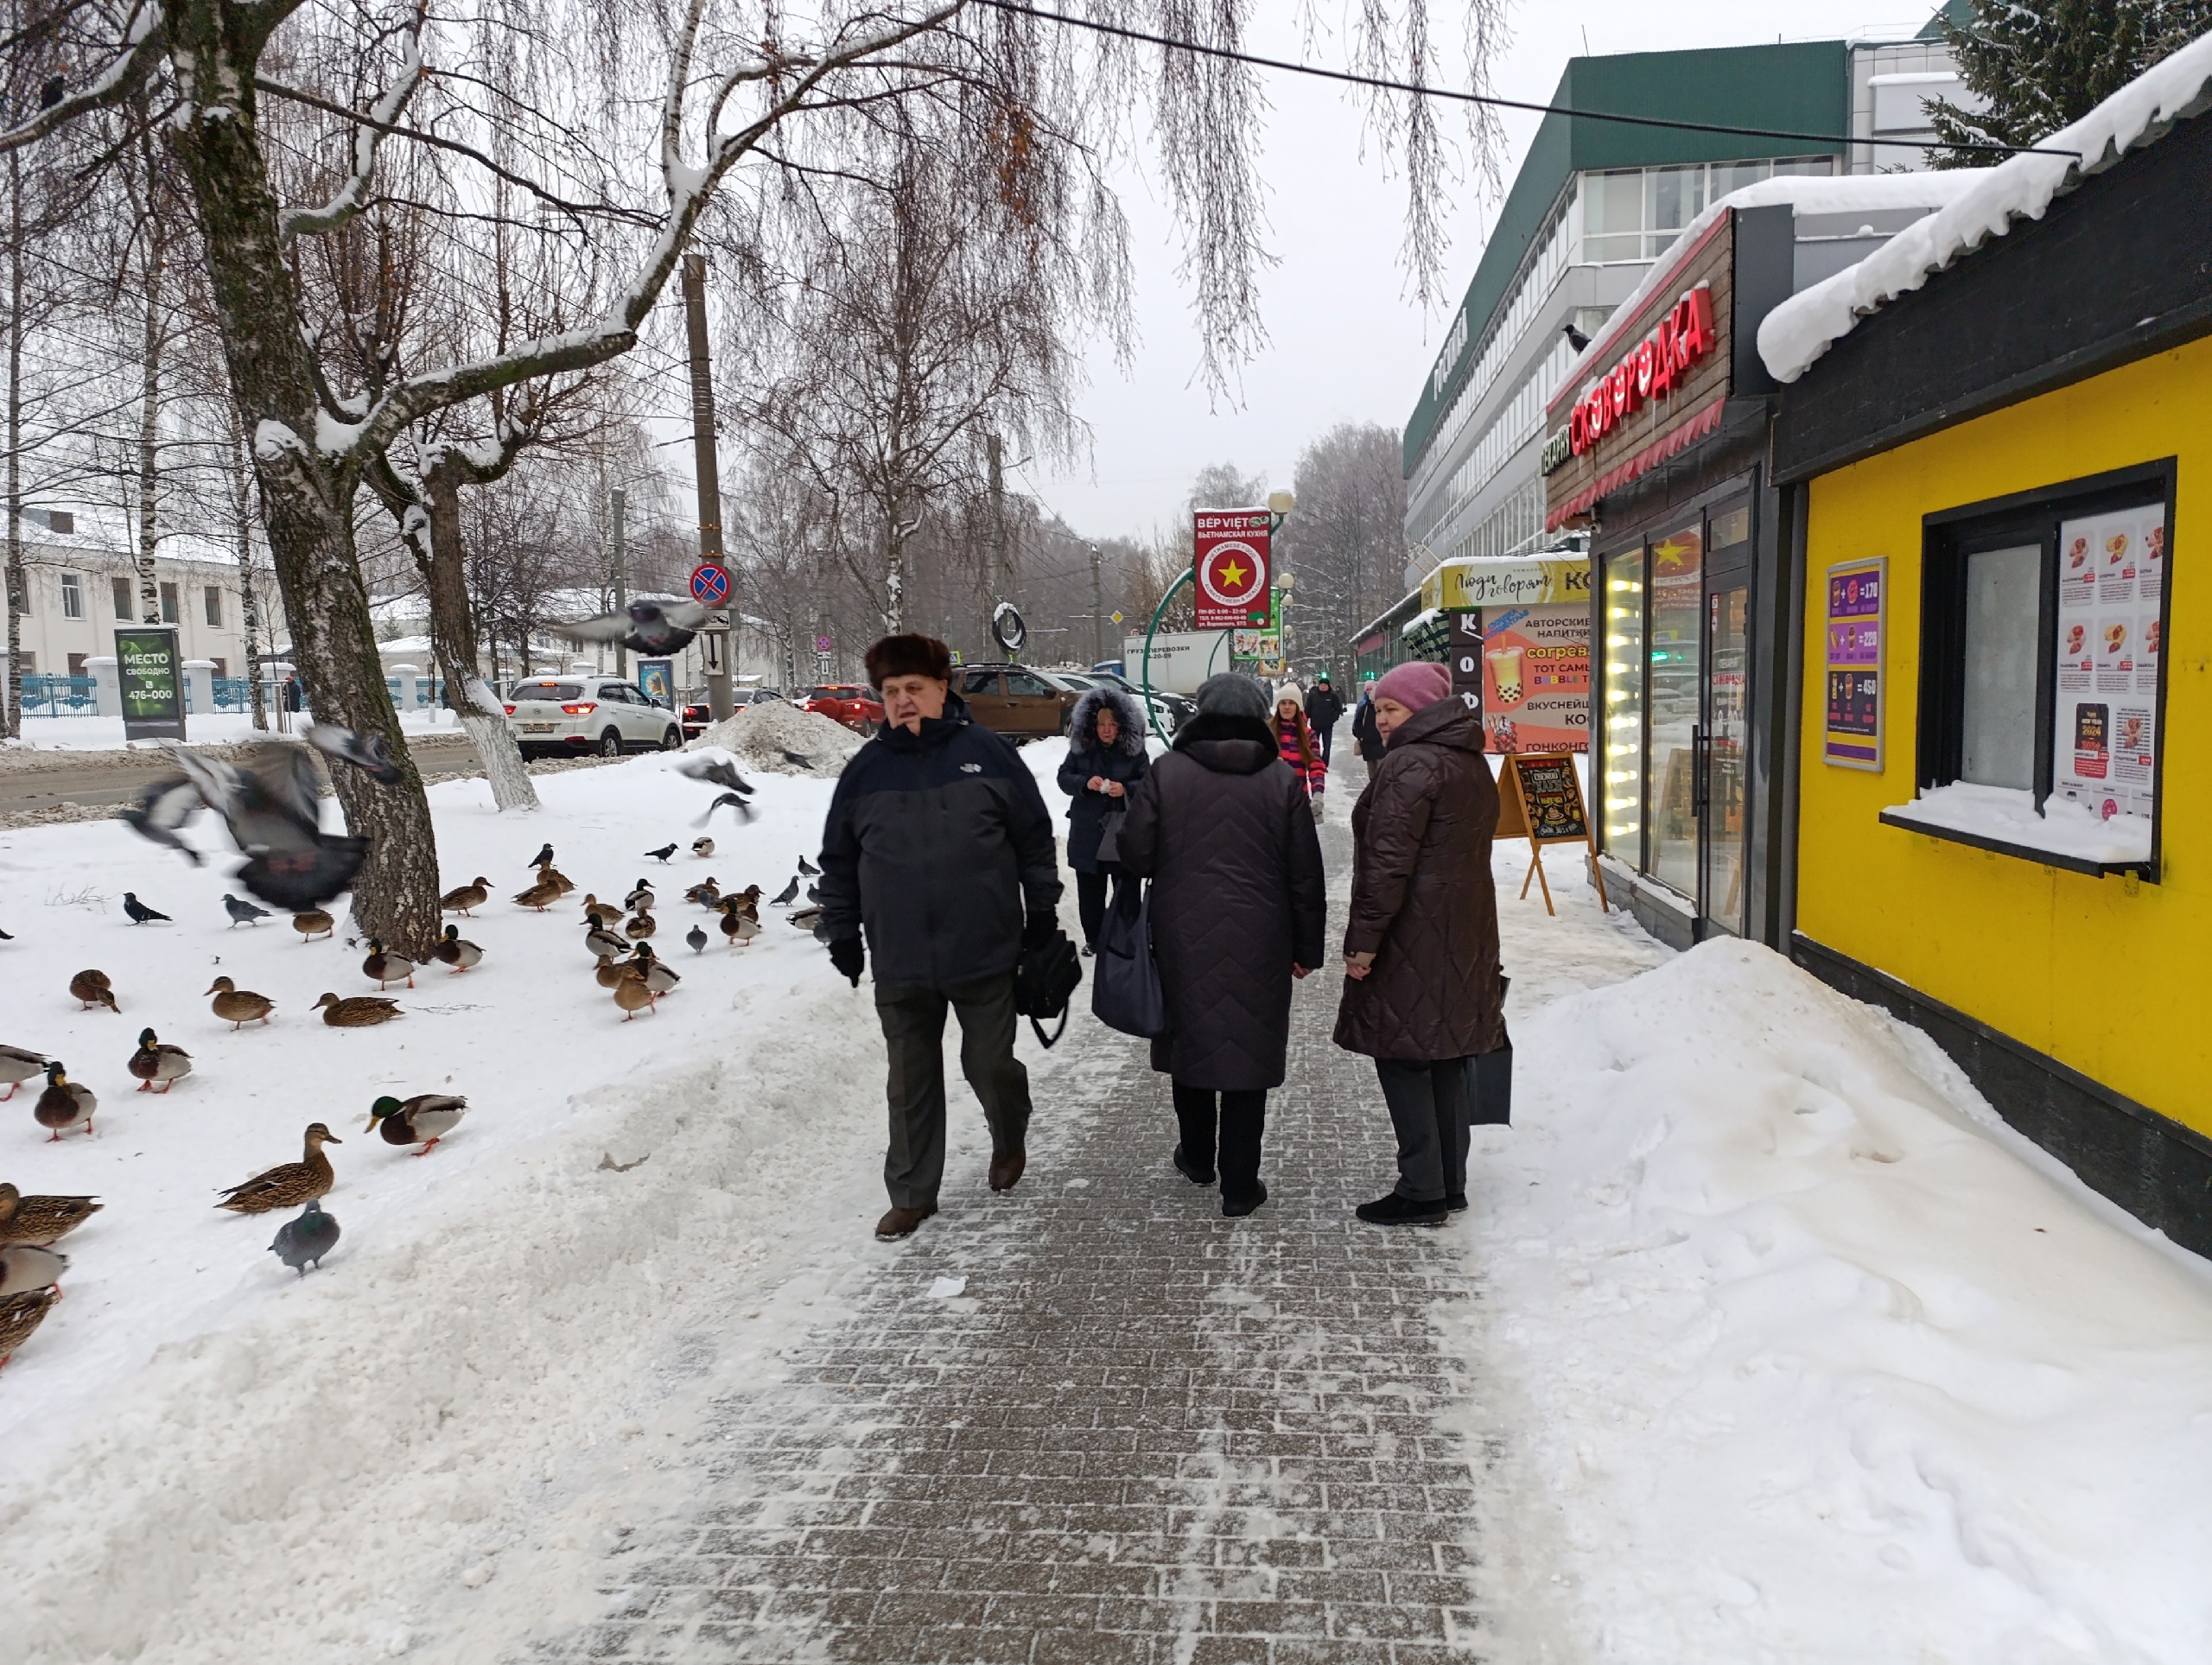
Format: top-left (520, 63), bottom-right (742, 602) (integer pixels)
top-left (1822, 556), bottom-right (1885, 769)
top-left (116, 626), bottom-right (186, 741)
top-left (635, 658), bottom-right (675, 706)
top-left (1475, 602), bottom-right (1591, 753)
top-left (2052, 505), bottom-right (2166, 823)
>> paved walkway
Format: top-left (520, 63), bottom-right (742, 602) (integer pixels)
top-left (540, 808), bottom-right (1495, 1664)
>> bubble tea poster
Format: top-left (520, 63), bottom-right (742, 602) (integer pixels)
top-left (2053, 505), bottom-right (2167, 821)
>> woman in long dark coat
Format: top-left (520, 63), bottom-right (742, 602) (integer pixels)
top-left (1334, 659), bottom-right (1509, 1226)
top-left (1119, 673), bottom-right (1326, 1217)
top-left (1055, 686), bottom-right (1150, 953)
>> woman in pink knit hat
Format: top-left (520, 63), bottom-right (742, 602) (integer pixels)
top-left (1333, 657), bottom-right (1509, 1227)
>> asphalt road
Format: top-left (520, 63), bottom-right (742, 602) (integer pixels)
top-left (0, 732), bottom-right (485, 814)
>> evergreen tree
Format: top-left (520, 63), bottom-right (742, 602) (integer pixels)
top-left (1927, 0), bottom-right (2212, 165)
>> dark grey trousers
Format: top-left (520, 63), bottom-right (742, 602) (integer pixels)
top-left (874, 973), bottom-right (1031, 1208)
top-left (1376, 1056), bottom-right (1474, 1204)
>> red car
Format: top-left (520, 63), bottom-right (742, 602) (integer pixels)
top-left (802, 684), bottom-right (884, 730)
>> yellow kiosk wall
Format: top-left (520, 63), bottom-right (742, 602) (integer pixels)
top-left (1797, 338), bottom-right (2209, 1134)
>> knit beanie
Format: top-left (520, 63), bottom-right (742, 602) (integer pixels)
top-left (1192, 672), bottom-right (1272, 722)
top-left (1273, 681), bottom-right (1305, 712)
top-left (1371, 659), bottom-right (1452, 712)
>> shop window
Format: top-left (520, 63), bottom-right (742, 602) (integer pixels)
top-left (112, 576), bottom-right (133, 618)
top-left (1600, 553), bottom-right (1646, 862)
top-left (1646, 524), bottom-right (1705, 896)
top-left (60, 571), bottom-right (83, 618)
top-left (159, 581), bottom-right (180, 624)
top-left (204, 585), bottom-right (223, 626)
top-left (1914, 465), bottom-right (2173, 868)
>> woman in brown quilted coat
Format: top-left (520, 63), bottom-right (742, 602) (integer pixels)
top-left (1334, 659), bottom-right (1508, 1226)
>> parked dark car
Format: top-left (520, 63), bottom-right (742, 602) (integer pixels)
top-left (957, 663), bottom-right (1082, 740)
top-left (801, 683), bottom-right (885, 730)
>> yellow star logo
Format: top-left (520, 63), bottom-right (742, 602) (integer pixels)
top-left (1217, 557), bottom-right (1249, 590)
top-left (1652, 536), bottom-right (1697, 572)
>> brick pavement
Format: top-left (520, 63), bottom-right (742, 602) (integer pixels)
top-left (540, 813), bottom-right (1495, 1664)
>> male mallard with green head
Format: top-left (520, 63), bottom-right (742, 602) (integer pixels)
top-left (128, 1028), bottom-right (193, 1093)
top-left (34, 1063), bottom-right (95, 1140)
top-left (362, 939), bottom-right (416, 989)
top-left (366, 1093), bottom-right (469, 1154)
top-left (0, 1043), bottom-right (49, 1100)
top-left (431, 924), bottom-right (482, 974)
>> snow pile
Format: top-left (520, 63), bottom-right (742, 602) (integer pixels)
top-left (1882, 780), bottom-right (2152, 865)
top-left (1759, 33), bottom-right (2212, 383)
top-left (1469, 940), bottom-right (2212, 1660)
top-left (688, 698), bottom-right (863, 777)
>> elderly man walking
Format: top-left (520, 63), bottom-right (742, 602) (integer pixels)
top-left (818, 633), bottom-right (1065, 1241)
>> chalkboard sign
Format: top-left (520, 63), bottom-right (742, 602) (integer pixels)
top-left (1498, 752), bottom-right (1606, 918)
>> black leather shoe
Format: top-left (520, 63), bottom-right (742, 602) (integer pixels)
top-left (1173, 1144), bottom-right (1216, 1186)
top-left (1080, 944), bottom-right (1095, 956)
top-left (1222, 1181), bottom-right (1268, 1218)
top-left (874, 1202), bottom-right (938, 1240)
top-left (988, 1147), bottom-right (1027, 1192)
top-left (1355, 1192), bottom-right (1447, 1227)
top-left (1446, 1192), bottom-right (1467, 1212)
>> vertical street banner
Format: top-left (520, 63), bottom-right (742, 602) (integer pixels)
top-left (1477, 603), bottom-right (1591, 753)
top-left (1192, 509), bottom-right (1273, 630)
top-left (2052, 506), bottom-right (2166, 823)
top-left (636, 658), bottom-right (675, 706)
top-left (1822, 556), bottom-right (1885, 768)
top-left (116, 626), bottom-right (186, 741)
top-left (1448, 612), bottom-right (1484, 717)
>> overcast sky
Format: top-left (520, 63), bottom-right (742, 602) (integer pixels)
top-left (1028, 1), bottom-right (1948, 543)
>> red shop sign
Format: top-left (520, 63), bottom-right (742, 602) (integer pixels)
top-left (1567, 284), bottom-right (1715, 457)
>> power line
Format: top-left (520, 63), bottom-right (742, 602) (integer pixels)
top-left (969, 0), bottom-right (2081, 160)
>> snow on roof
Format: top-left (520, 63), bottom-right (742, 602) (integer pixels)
top-left (1548, 171), bottom-right (1987, 418)
top-left (1758, 33), bottom-right (2212, 384)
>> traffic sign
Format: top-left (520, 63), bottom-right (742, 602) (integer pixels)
top-left (1193, 509), bottom-right (1272, 629)
top-left (1110, 610), bottom-right (1123, 626)
top-left (815, 634), bottom-right (833, 652)
top-left (690, 562), bottom-right (731, 606)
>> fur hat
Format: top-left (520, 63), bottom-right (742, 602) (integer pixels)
top-left (1372, 659), bottom-right (1452, 712)
top-left (862, 633), bottom-right (952, 689)
top-left (1071, 686), bottom-right (1147, 755)
top-left (1273, 681), bottom-right (1305, 712)
top-left (1192, 672), bottom-right (1272, 722)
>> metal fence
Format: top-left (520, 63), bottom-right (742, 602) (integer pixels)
top-left (15, 672), bottom-right (441, 716)
top-left (18, 673), bottom-right (99, 717)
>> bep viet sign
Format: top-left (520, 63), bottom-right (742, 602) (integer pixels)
top-left (1192, 509), bottom-right (1272, 630)
top-left (1566, 283), bottom-right (1714, 460)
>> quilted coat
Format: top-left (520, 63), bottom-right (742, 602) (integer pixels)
top-left (1118, 711), bottom-right (1328, 1091)
top-left (1333, 697), bottom-right (1508, 1061)
top-left (1055, 687), bottom-right (1151, 872)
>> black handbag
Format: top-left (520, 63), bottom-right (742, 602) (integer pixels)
top-left (1092, 874), bottom-right (1168, 1039)
top-left (1014, 926), bottom-right (1084, 1047)
top-left (1471, 973), bottom-right (1512, 1126)
top-left (1092, 809), bottom-right (1124, 866)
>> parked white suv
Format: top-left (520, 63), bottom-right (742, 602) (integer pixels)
top-left (505, 677), bottom-right (684, 758)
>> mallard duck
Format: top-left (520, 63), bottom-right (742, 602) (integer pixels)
top-left (269, 1199), bottom-right (340, 1275)
top-left (0, 1242), bottom-right (66, 1300)
top-left (692, 836), bottom-right (715, 859)
top-left (539, 867), bottom-right (576, 898)
top-left (68, 969), bottom-right (118, 1013)
top-left (440, 877), bottom-right (490, 916)
top-left (513, 876), bottom-right (562, 911)
top-left (128, 1028), bottom-right (193, 1093)
top-left (719, 898), bottom-right (760, 948)
top-left (0, 1045), bottom-right (49, 1101)
top-left (35, 1063), bottom-right (95, 1141)
top-left (293, 908), bottom-right (336, 941)
top-left (683, 877), bottom-right (721, 908)
top-left (315, 993), bottom-right (403, 1027)
top-left (205, 976), bottom-right (276, 1028)
top-left (613, 966), bottom-right (657, 1020)
top-left (629, 943), bottom-right (680, 996)
top-left (366, 1093), bottom-right (469, 1154)
top-left (624, 910), bottom-right (658, 941)
top-left (624, 880), bottom-right (655, 912)
top-left (686, 922), bottom-right (709, 955)
top-left (215, 1122), bottom-right (340, 1213)
top-left (586, 923), bottom-right (629, 961)
top-left (594, 955), bottom-right (629, 989)
top-left (362, 939), bottom-right (416, 989)
top-left (0, 1184), bottom-right (102, 1246)
top-left (0, 1287), bottom-right (59, 1366)
top-left (431, 924), bottom-right (482, 974)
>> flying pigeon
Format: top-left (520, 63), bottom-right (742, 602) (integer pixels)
top-left (118, 775), bottom-right (207, 866)
top-left (303, 723), bottom-right (404, 785)
top-left (224, 893), bottom-right (271, 927)
top-left (677, 755), bottom-right (757, 826)
top-left (645, 842), bottom-right (678, 863)
top-left (552, 599), bottom-right (710, 657)
top-left (162, 746), bottom-right (369, 912)
top-left (122, 892), bottom-right (171, 925)
top-left (269, 1199), bottom-right (341, 1277)
top-left (770, 875), bottom-right (799, 906)
top-left (782, 750), bottom-right (813, 769)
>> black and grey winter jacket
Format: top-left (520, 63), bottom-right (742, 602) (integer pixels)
top-left (818, 694), bottom-right (1063, 988)
top-left (1055, 686), bottom-right (1151, 873)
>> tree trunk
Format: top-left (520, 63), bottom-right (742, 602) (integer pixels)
top-left (226, 412), bottom-right (268, 730)
top-left (419, 473), bottom-right (536, 810)
top-left (164, 14), bottom-right (441, 957)
top-left (135, 241), bottom-right (162, 623)
top-left (3, 153), bottom-right (23, 740)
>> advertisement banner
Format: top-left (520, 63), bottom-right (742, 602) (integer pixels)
top-left (1423, 556), bottom-right (1591, 613)
top-left (2053, 506), bottom-right (2165, 822)
top-left (116, 626), bottom-right (185, 741)
top-left (1192, 509), bottom-right (1272, 630)
top-left (636, 658), bottom-right (675, 706)
top-left (1124, 630), bottom-right (1234, 696)
top-left (1821, 557), bottom-right (1885, 769)
top-left (1474, 602), bottom-right (1590, 753)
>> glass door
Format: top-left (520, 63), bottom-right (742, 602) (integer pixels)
top-left (1645, 524), bottom-right (1704, 895)
top-left (1698, 500), bottom-right (1754, 937)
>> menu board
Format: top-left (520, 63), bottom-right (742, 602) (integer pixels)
top-left (1508, 753), bottom-right (1592, 842)
top-left (1822, 557), bottom-right (1885, 769)
top-left (2052, 505), bottom-right (2166, 823)
top-left (1477, 603), bottom-right (1592, 754)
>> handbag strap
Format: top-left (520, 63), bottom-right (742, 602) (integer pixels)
top-left (1029, 1009), bottom-right (1069, 1049)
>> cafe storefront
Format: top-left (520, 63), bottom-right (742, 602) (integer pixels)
top-left (1543, 201), bottom-right (1800, 950)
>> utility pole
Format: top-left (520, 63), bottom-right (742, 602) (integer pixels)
top-left (1090, 543), bottom-right (1103, 666)
top-left (610, 487), bottom-right (628, 678)
top-left (986, 432), bottom-right (1007, 658)
top-left (682, 253), bottom-right (733, 721)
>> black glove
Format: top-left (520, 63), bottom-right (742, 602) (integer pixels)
top-left (1022, 912), bottom-right (1058, 951)
top-left (828, 935), bottom-right (865, 987)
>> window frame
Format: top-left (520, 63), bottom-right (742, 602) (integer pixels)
top-left (1911, 457), bottom-right (2177, 880)
top-left (158, 580), bottom-right (180, 624)
top-left (204, 584), bottom-right (223, 626)
top-left (60, 570), bottom-right (84, 619)
top-left (112, 575), bottom-right (133, 618)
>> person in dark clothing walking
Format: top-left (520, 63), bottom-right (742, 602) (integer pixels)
top-left (1119, 673), bottom-right (1326, 1217)
top-left (1351, 677), bottom-right (1388, 779)
top-left (1055, 686), bottom-right (1150, 954)
top-left (818, 633), bottom-right (1064, 1241)
top-left (282, 672), bottom-right (303, 715)
top-left (1305, 671), bottom-right (1344, 767)
top-left (1334, 659), bottom-right (1509, 1227)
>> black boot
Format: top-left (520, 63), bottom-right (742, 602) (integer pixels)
top-left (1355, 1192), bottom-right (1447, 1227)
top-left (1222, 1180), bottom-right (1268, 1218)
top-left (1173, 1143), bottom-right (1216, 1186)
top-left (1446, 1192), bottom-right (1467, 1212)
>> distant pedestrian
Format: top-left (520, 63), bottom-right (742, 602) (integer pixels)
top-left (1120, 673), bottom-right (1325, 1217)
top-left (1351, 676), bottom-right (1388, 779)
top-left (282, 672), bottom-right (303, 715)
top-left (1273, 683), bottom-right (1327, 819)
top-left (1305, 671), bottom-right (1344, 767)
top-left (1055, 686), bottom-right (1150, 955)
top-left (818, 633), bottom-right (1064, 1242)
top-left (1334, 659), bottom-right (1508, 1228)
